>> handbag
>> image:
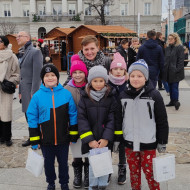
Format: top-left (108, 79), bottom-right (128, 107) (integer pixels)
top-left (153, 154), bottom-right (175, 182)
top-left (25, 148), bottom-right (44, 177)
top-left (1, 79), bottom-right (16, 94)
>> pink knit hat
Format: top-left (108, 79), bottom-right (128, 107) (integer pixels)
top-left (70, 54), bottom-right (88, 77)
top-left (110, 52), bottom-right (127, 70)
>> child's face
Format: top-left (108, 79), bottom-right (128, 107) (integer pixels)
top-left (72, 70), bottom-right (86, 85)
top-left (91, 77), bottom-right (105, 91)
top-left (111, 67), bottom-right (125, 77)
top-left (129, 70), bottom-right (146, 90)
top-left (43, 72), bottom-right (58, 88)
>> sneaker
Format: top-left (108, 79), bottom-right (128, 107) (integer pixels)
top-left (61, 184), bottom-right (69, 190)
top-left (6, 140), bottom-right (13, 146)
top-left (118, 165), bottom-right (126, 185)
top-left (22, 139), bottom-right (31, 147)
top-left (165, 101), bottom-right (175, 107)
top-left (47, 184), bottom-right (55, 190)
top-left (175, 101), bottom-right (180, 110)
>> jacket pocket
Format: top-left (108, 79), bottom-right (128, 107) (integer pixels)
top-left (147, 102), bottom-right (152, 119)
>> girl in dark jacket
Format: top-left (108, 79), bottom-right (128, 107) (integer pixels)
top-left (163, 33), bottom-right (184, 110)
top-left (108, 52), bottom-right (127, 185)
top-left (78, 65), bottom-right (116, 190)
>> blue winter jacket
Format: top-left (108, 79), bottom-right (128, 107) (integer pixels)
top-left (27, 83), bottom-right (78, 146)
top-left (136, 39), bottom-right (164, 81)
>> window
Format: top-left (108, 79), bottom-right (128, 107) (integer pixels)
top-left (120, 3), bottom-right (127, 16)
top-left (84, 4), bottom-right (91, 16)
top-left (38, 4), bottom-right (46, 15)
top-left (23, 4), bottom-right (30, 17)
top-left (3, 4), bottom-right (11, 17)
top-left (144, 3), bottom-right (151, 15)
top-left (53, 4), bottom-right (62, 15)
top-left (69, 4), bottom-right (76, 16)
top-left (104, 4), bottom-right (110, 16)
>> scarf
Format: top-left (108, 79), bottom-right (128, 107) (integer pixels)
top-left (78, 50), bottom-right (105, 70)
top-left (109, 73), bottom-right (126, 86)
top-left (89, 86), bottom-right (107, 102)
top-left (17, 41), bottom-right (32, 59)
top-left (72, 79), bottom-right (86, 88)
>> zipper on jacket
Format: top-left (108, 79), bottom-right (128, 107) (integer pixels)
top-left (51, 89), bottom-right (57, 145)
top-left (147, 102), bottom-right (152, 119)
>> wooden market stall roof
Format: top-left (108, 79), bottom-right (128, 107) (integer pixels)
top-left (6, 34), bottom-right (19, 54)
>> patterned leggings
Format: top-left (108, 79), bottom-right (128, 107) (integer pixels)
top-left (125, 148), bottom-right (160, 190)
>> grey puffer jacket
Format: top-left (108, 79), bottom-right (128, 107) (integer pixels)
top-left (162, 44), bottom-right (184, 83)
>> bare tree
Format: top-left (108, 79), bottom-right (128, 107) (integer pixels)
top-left (0, 22), bottom-right (16, 35)
top-left (87, 0), bottom-right (114, 25)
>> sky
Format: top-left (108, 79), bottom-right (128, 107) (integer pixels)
top-left (162, 0), bottom-right (175, 19)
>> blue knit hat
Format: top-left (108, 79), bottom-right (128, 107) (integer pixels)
top-left (128, 59), bottom-right (149, 80)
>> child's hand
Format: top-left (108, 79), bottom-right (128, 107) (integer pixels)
top-left (89, 140), bottom-right (99, 148)
top-left (98, 139), bottom-right (108, 148)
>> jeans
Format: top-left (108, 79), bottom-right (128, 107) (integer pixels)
top-left (162, 81), bottom-right (169, 93)
top-left (168, 82), bottom-right (179, 101)
top-left (41, 144), bottom-right (69, 186)
top-left (89, 164), bottom-right (108, 190)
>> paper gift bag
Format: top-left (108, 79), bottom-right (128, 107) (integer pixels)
top-left (153, 154), bottom-right (175, 182)
top-left (25, 148), bottom-right (44, 177)
top-left (89, 150), bottom-right (113, 178)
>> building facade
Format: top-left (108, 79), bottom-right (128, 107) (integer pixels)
top-left (175, 0), bottom-right (190, 11)
top-left (0, 0), bottom-right (162, 38)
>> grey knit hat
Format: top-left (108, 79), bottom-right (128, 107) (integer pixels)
top-left (128, 59), bottom-right (149, 80)
top-left (88, 65), bottom-right (108, 83)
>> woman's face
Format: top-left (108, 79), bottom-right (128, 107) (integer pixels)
top-left (0, 38), bottom-right (6, 50)
top-left (132, 40), bottom-right (139, 46)
top-left (82, 42), bottom-right (99, 61)
top-left (168, 36), bottom-right (175, 45)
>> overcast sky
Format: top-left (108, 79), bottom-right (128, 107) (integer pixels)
top-left (162, 0), bottom-right (175, 19)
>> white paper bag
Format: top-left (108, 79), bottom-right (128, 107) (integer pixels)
top-left (153, 154), bottom-right (175, 182)
top-left (25, 148), bottom-right (44, 177)
top-left (89, 150), bottom-right (113, 178)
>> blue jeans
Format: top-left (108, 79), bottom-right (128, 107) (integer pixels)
top-left (89, 164), bottom-right (108, 189)
top-left (168, 82), bottom-right (179, 101)
top-left (162, 81), bottom-right (169, 93)
top-left (41, 144), bottom-right (69, 186)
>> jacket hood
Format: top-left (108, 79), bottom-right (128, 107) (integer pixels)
top-left (40, 83), bottom-right (63, 92)
top-left (144, 39), bottom-right (158, 49)
top-left (67, 79), bottom-right (77, 88)
top-left (0, 49), bottom-right (13, 63)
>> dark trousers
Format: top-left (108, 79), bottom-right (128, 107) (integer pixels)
top-left (41, 144), bottom-right (69, 186)
top-left (168, 82), bottom-right (179, 102)
top-left (0, 121), bottom-right (12, 141)
top-left (150, 79), bottom-right (157, 89)
top-left (119, 142), bottom-right (127, 165)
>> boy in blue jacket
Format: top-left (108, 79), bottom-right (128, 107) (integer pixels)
top-left (27, 64), bottom-right (78, 190)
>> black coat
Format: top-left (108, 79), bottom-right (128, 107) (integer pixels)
top-left (128, 47), bottom-right (137, 70)
top-left (117, 45), bottom-right (128, 64)
top-left (163, 44), bottom-right (184, 83)
top-left (78, 88), bottom-right (117, 154)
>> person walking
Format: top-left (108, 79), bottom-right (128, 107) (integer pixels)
top-left (0, 36), bottom-right (20, 146)
top-left (78, 65), bottom-right (116, 190)
top-left (108, 52), bottom-right (127, 185)
top-left (115, 59), bottom-right (169, 190)
top-left (27, 64), bottom-right (78, 190)
top-left (16, 31), bottom-right (43, 147)
top-left (163, 33), bottom-right (184, 110)
top-left (136, 30), bottom-right (164, 88)
top-left (64, 54), bottom-right (89, 189)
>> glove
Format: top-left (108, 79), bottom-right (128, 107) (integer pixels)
top-left (113, 142), bottom-right (120, 153)
top-left (32, 145), bottom-right (38, 150)
top-left (157, 144), bottom-right (166, 153)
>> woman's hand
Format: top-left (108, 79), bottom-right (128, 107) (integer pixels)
top-left (98, 139), bottom-right (108, 148)
top-left (89, 140), bottom-right (99, 148)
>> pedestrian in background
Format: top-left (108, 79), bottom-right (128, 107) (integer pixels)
top-left (27, 64), bottom-right (78, 190)
top-left (16, 31), bottom-right (43, 147)
top-left (78, 65), bottom-right (116, 190)
top-left (115, 59), bottom-right (169, 190)
top-left (108, 52), bottom-right (127, 185)
top-left (163, 33), bottom-right (184, 110)
top-left (0, 36), bottom-right (20, 146)
top-left (64, 54), bottom-right (89, 189)
top-left (137, 30), bottom-right (164, 88)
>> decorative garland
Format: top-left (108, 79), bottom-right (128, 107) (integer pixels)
top-left (101, 33), bottom-right (137, 37)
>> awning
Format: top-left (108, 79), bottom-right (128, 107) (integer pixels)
top-left (43, 37), bottom-right (57, 41)
top-left (102, 36), bottom-right (133, 39)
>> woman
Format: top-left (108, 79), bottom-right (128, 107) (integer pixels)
top-left (163, 33), bottom-right (184, 110)
top-left (0, 36), bottom-right (20, 146)
top-left (127, 37), bottom-right (140, 71)
top-left (64, 35), bottom-right (111, 86)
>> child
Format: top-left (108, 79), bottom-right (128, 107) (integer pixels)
top-left (64, 54), bottom-right (89, 189)
top-left (77, 65), bottom-right (116, 190)
top-left (108, 52), bottom-right (127, 185)
top-left (26, 64), bottom-right (78, 190)
top-left (116, 59), bottom-right (169, 190)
